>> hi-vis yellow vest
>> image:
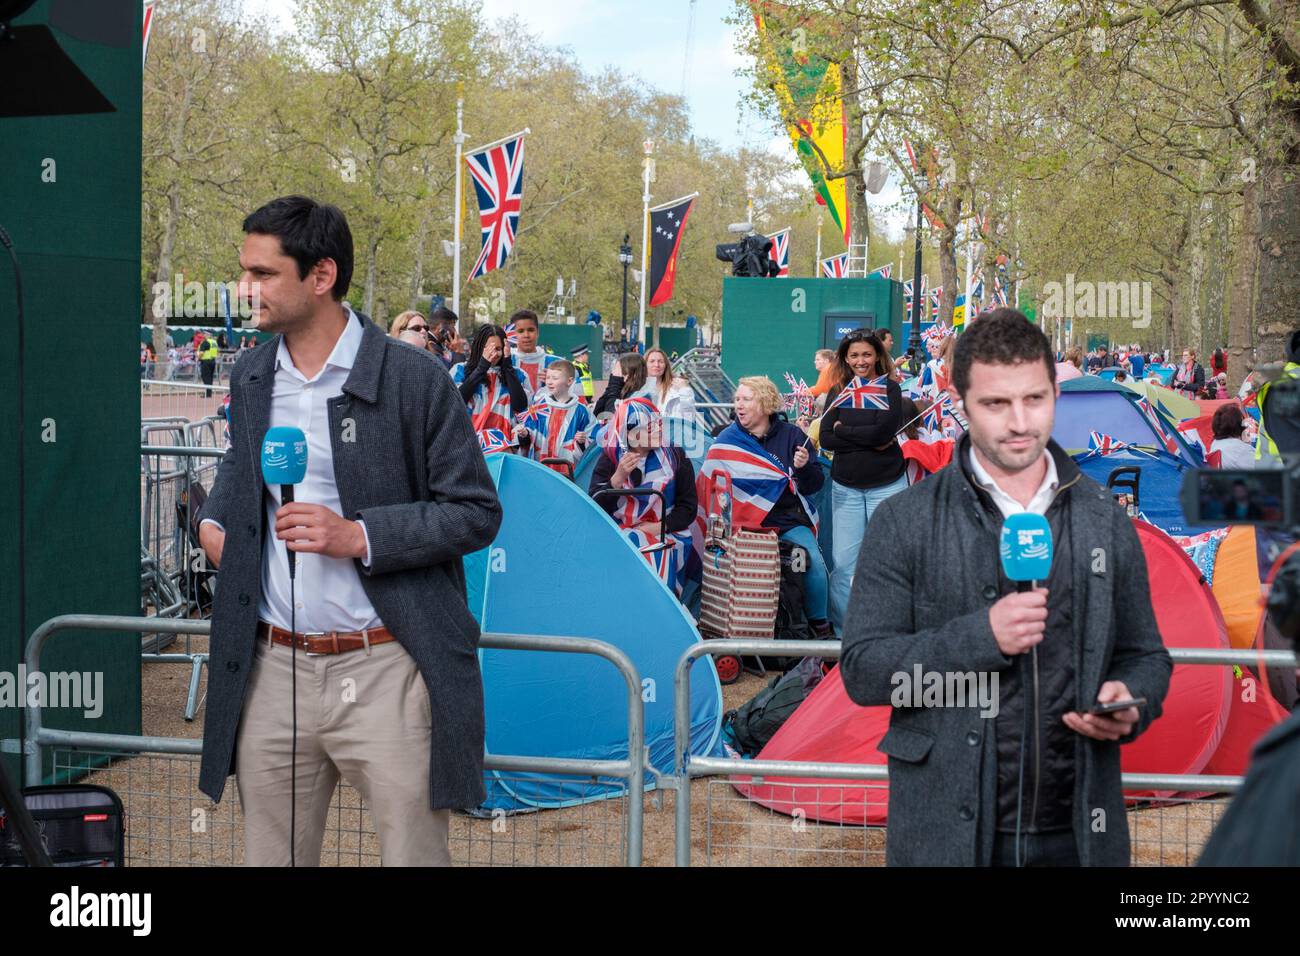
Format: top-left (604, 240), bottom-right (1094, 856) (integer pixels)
top-left (575, 361), bottom-right (594, 399)
top-left (199, 337), bottom-right (219, 361)
top-left (1255, 361), bottom-right (1300, 461)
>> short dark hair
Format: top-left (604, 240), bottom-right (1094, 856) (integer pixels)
top-left (509, 308), bottom-right (538, 328)
top-left (242, 196), bottom-right (353, 300)
top-left (430, 305), bottom-right (458, 327)
top-left (951, 308), bottom-right (1054, 396)
top-left (1212, 403), bottom-right (1246, 440)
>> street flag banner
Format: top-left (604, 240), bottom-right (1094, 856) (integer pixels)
top-left (929, 286), bottom-right (943, 322)
top-left (867, 264), bottom-right (892, 279)
top-left (143, 2), bottom-right (156, 68)
top-left (466, 131), bottom-right (526, 280)
top-left (648, 193), bottom-right (697, 307)
top-left (819, 252), bottom-right (848, 278)
top-left (953, 293), bottom-right (967, 330)
top-left (768, 228), bottom-right (791, 276)
top-left (751, 3), bottom-right (851, 247)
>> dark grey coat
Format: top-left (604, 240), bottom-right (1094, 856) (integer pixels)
top-left (197, 313), bottom-right (503, 810)
top-left (840, 435), bottom-right (1172, 866)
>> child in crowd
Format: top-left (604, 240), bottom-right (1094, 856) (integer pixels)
top-left (508, 309), bottom-right (560, 398)
top-left (515, 360), bottom-right (593, 473)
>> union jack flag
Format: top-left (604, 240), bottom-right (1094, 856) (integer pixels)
top-left (1088, 431), bottom-right (1128, 455)
top-left (477, 428), bottom-right (516, 455)
top-left (767, 228), bottom-right (790, 277)
top-left (868, 264), bottom-right (892, 279)
top-left (503, 322), bottom-right (519, 348)
top-left (929, 286), bottom-right (943, 321)
top-left (903, 276), bottom-right (927, 316)
top-left (695, 425), bottom-right (819, 536)
top-left (830, 374), bottom-right (890, 411)
top-left (782, 372), bottom-right (813, 418)
top-left (466, 132), bottom-right (526, 280)
top-left (920, 393), bottom-right (952, 433)
top-left (819, 252), bottom-right (848, 278)
top-left (1136, 396), bottom-right (1179, 453)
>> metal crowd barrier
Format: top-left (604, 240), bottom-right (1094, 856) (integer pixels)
top-left (22, 615), bottom-right (645, 867)
top-left (673, 640), bottom-right (1298, 867)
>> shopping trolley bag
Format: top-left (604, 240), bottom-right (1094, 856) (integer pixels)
top-left (697, 471), bottom-right (782, 641)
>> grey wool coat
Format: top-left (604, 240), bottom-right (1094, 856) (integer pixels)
top-left (840, 435), bottom-right (1173, 866)
top-left (197, 312), bottom-right (503, 810)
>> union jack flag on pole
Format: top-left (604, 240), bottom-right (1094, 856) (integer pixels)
top-left (768, 228), bottom-right (791, 277)
top-left (867, 264), bottom-right (892, 279)
top-left (819, 252), bottom-right (848, 278)
top-left (466, 130), bottom-right (528, 280)
top-left (929, 286), bottom-right (943, 321)
top-left (830, 374), bottom-right (890, 411)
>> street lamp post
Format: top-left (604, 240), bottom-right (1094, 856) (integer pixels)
top-left (619, 233), bottom-right (633, 345)
top-left (908, 174), bottom-right (929, 375)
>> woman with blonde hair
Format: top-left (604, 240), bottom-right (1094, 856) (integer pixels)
top-left (389, 310), bottom-right (431, 350)
top-left (696, 375), bottom-right (829, 637)
top-left (645, 347), bottom-right (699, 422)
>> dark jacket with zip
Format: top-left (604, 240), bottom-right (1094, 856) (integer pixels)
top-left (840, 433), bottom-right (1172, 866)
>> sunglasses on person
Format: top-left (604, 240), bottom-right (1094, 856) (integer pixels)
top-left (407, 323), bottom-right (429, 333)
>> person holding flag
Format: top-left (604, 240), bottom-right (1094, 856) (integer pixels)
top-left (697, 377), bottom-right (831, 638)
top-left (819, 330), bottom-right (907, 634)
top-left (588, 397), bottom-right (699, 598)
top-left (450, 323), bottom-right (530, 449)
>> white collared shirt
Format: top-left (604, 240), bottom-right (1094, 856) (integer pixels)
top-left (967, 446), bottom-right (1060, 519)
top-left (203, 309), bottom-right (381, 632)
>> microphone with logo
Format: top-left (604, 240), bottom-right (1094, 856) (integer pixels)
top-left (259, 425), bottom-right (308, 867)
top-left (999, 512), bottom-right (1053, 866)
top-left (261, 426), bottom-right (308, 578)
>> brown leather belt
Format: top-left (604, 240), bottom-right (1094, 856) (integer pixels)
top-left (257, 621), bottom-right (395, 655)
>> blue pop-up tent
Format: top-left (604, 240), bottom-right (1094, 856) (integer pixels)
top-left (465, 454), bottom-right (724, 810)
top-left (1056, 377), bottom-right (1201, 465)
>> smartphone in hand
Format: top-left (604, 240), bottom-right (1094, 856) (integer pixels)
top-left (1087, 697), bottom-right (1146, 716)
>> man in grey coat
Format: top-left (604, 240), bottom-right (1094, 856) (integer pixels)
top-left (841, 310), bottom-right (1171, 866)
top-left (197, 196), bottom-right (502, 865)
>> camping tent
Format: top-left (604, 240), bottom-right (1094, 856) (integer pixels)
top-left (1071, 447), bottom-right (1213, 536)
top-left (733, 518), bottom-right (1235, 823)
top-left (1056, 377), bottom-right (1201, 465)
top-left (1118, 378), bottom-right (1201, 420)
top-left (466, 454), bottom-right (724, 809)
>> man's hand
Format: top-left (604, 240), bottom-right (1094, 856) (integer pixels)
top-left (793, 445), bottom-right (810, 469)
top-left (199, 522), bottom-right (225, 569)
top-left (274, 503), bottom-right (367, 559)
top-left (988, 588), bottom-right (1048, 656)
top-left (1063, 681), bottom-right (1140, 741)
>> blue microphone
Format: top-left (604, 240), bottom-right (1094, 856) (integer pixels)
top-left (261, 426), bottom-right (308, 577)
top-left (999, 512), bottom-right (1053, 592)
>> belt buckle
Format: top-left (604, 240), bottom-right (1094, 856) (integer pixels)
top-left (301, 631), bottom-right (327, 656)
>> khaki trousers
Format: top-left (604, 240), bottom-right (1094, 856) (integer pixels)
top-left (235, 634), bottom-right (450, 866)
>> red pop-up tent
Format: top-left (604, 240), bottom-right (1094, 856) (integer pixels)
top-left (735, 519), bottom-right (1237, 823)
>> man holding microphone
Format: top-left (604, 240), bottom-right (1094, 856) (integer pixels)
top-left (197, 196), bottom-right (502, 866)
top-left (840, 310), bottom-right (1171, 866)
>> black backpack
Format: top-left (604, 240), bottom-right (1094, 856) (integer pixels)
top-left (724, 656), bottom-right (829, 757)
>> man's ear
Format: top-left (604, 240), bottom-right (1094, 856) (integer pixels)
top-left (311, 257), bottom-right (339, 298)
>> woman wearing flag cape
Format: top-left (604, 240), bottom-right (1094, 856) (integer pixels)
top-left (450, 323), bottom-right (530, 450)
top-left (820, 330), bottom-right (907, 634)
top-left (589, 396), bottom-right (700, 598)
top-left (695, 377), bottom-right (831, 639)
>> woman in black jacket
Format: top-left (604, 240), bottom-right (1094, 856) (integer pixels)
top-left (819, 330), bottom-right (907, 633)
top-left (1173, 347), bottom-right (1206, 397)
